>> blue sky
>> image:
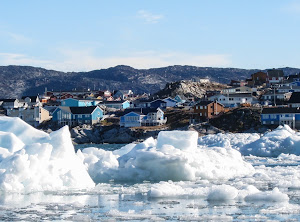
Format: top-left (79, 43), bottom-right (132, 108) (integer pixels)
top-left (0, 0), bottom-right (300, 71)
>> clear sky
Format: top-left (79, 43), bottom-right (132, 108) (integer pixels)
top-left (0, 0), bottom-right (300, 71)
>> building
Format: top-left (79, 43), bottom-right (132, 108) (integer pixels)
top-left (22, 96), bottom-right (41, 107)
top-left (261, 92), bottom-right (292, 105)
top-left (193, 101), bottom-right (225, 120)
top-left (6, 106), bottom-right (51, 127)
top-left (52, 106), bottom-right (103, 126)
top-left (0, 99), bottom-right (25, 109)
top-left (113, 90), bottom-right (133, 100)
top-left (209, 93), bottom-right (257, 107)
top-left (277, 86), bottom-right (300, 93)
top-left (261, 107), bottom-right (300, 129)
top-left (101, 100), bottom-right (130, 110)
top-left (247, 71), bottom-right (267, 87)
top-left (288, 92), bottom-right (300, 108)
top-left (163, 97), bottom-right (178, 107)
top-left (222, 86), bottom-right (252, 94)
top-left (61, 98), bottom-right (100, 107)
top-left (149, 99), bottom-right (167, 109)
top-left (230, 80), bottom-right (247, 87)
top-left (266, 69), bottom-right (285, 86)
top-left (120, 108), bottom-right (167, 127)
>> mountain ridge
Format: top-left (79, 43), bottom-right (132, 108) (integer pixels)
top-left (1, 65), bottom-right (299, 98)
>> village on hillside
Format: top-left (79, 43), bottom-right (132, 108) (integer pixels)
top-left (1, 68), bottom-right (300, 131)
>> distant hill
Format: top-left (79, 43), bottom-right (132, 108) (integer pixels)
top-left (0, 65), bottom-right (299, 98)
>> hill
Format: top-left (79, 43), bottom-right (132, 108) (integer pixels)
top-left (1, 65), bottom-right (299, 98)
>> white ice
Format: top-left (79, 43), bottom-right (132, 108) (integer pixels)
top-left (0, 116), bottom-right (299, 210)
top-left (0, 116), bottom-right (94, 192)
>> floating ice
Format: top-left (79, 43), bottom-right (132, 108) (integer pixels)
top-left (245, 187), bottom-right (289, 202)
top-left (80, 131), bottom-right (254, 183)
top-left (241, 125), bottom-right (300, 157)
top-left (0, 117), bottom-right (95, 192)
top-left (199, 125), bottom-right (300, 157)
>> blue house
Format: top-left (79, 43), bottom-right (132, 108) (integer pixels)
top-left (261, 107), bottom-right (300, 129)
top-left (101, 100), bottom-right (130, 110)
top-left (120, 108), bottom-right (167, 127)
top-left (60, 98), bottom-right (100, 107)
top-left (174, 95), bottom-right (186, 104)
top-left (149, 99), bottom-right (167, 109)
top-left (163, 97), bottom-right (177, 107)
top-left (52, 106), bottom-right (103, 126)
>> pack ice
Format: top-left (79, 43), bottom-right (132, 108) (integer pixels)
top-left (78, 131), bottom-right (254, 183)
top-left (0, 116), bottom-right (95, 192)
top-left (199, 125), bottom-right (300, 157)
top-left (0, 117), bottom-right (256, 191)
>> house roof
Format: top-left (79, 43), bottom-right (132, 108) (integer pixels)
top-left (59, 106), bottom-right (100, 114)
top-left (150, 99), bottom-right (167, 104)
top-left (0, 99), bottom-right (18, 102)
top-left (115, 90), bottom-right (132, 95)
top-left (196, 101), bottom-right (213, 106)
top-left (102, 100), bottom-right (128, 104)
top-left (288, 92), bottom-right (300, 103)
top-left (163, 97), bottom-right (177, 103)
top-left (21, 96), bottom-right (39, 102)
top-left (262, 107), bottom-right (300, 114)
top-left (267, 69), bottom-right (284, 78)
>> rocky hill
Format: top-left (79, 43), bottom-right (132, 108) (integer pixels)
top-left (154, 80), bottom-right (228, 99)
top-left (1, 65), bottom-right (299, 98)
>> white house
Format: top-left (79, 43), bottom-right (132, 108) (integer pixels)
top-left (120, 108), bottom-right (167, 127)
top-left (222, 86), bottom-right (252, 94)
top-left (209, 93), bottom-right (257, 107)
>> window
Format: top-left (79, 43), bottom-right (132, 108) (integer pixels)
top-left (263, 121), bottom-right (266, 124)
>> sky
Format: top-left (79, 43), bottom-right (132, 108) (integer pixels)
top-left (0, 0), bottom-right (300, 71)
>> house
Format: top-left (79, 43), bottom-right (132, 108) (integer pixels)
top-left (52, 106), bottom-right (103, 126)
top-left (209, 93), bottom-right (257, 107)
top-left (98, 90), bottom-right (112, 98)
top-left (149, 99), bottom-right (167, 109)
top-left (21, 96), bottom-right (41, 107)
top-left (0, 99), bottom-right (24, 109)
top-left (277, 86), bottom-right (300, 93)
top-left (288, 92), bottom-right (300, 108)
top-left (163, 97), bottom-right (178, 107)
top-left (288, 81), bottom-right (300, 87)
top-left (261, 107), bottom-right (300, 129)
top-left (266, 69), bottom-right (285, 86)
top-left (100, 100), bottom-right (130, 110)
top-left (287, 73), bottom-right (300, 83)
top-left (174, 95), bottom-right (186, 104)
top-left (113, 90), bottom-right (133, 100)
top-left (261, 91), bottom-right (292, 105)
top-left (247, 71), bottom-right (267, 87)
top-left (61, 98), bottom-right (100, 107)
top-left (120, 108), bottom-right (167, 127)
top-left (230, 80), bottom-right (247, 87)
top-left (6, 106), bottom-right (51, 127)
top-left (222, 86), bottom-right (252, 94)
top-left (193, 101), bottom-right (225, 120)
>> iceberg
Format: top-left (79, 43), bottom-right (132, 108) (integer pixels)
top-left (0, 116), bottom-right (95, 192)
